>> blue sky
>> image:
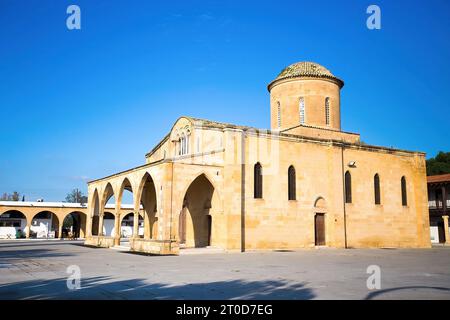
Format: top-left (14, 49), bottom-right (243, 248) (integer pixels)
top-left (0, 0), bottom-right (449, 202)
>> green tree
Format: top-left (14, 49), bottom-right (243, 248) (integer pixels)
top-left (0, 192), bottom-right (21, 201)
top-left (65, 188), bottom-right (88, 205)
top-left (63, 215), bottom-right (74, 228)
top-left (426, 151), bottom-right (450, 176)
top-left (11, 191), bottom-right (20, 201)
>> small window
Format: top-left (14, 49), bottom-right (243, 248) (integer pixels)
top-left (179, 134), bottom-right (189, 156)
top-left (345, 171), bottom-right (352, 203)
top-left (374, 174), bottom-right (381, 205)
top-left (299, 97), bottom-right (305, 124)
top-left (254, 163), bottom-right (263, 199)
top-left (401, 176), bottom-right (407, 206)
top-left (325, 97), bottom-right (330, 126)
top-left (288, 166), bottom-right (296, 200)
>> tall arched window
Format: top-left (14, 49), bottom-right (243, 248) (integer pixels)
top-left (401, 176), bottom-right (407, 206)
top-left (181, 135), bottom-right (186, 155)
top-left (178, 137), bottom-right (182, 156)
top-left (345, 171), bottom-right (352, 203)
top-left (288, 165), bottom-right (296, 200)
top-left (374, 174), bottom-right (381, 205)
top-left (179, 134), bottom-right (189, 155)
top-left (325, 97), bottom-right (330, 126)
top-left (186, 134), bottom-right (190, 154)
top-left (299, 97), bottom-right (305, 124)
top-left (254, 163), bottom-right (263, 199)
top-left (277, 101), bottom-right (281, 128)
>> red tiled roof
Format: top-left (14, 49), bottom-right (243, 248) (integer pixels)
top-left (427, 173), bottom-right (450, 183)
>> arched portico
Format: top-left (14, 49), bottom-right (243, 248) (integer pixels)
top-left (179, 173), bottom-right (220, 248)
top-left (135, 172), bottom-right (158, 240)
top-left (0, 210), bottom-right (28, 239)
top-left (99, 183), bottom-right (116, 237)
top-left (89, 189), bottom-right (100, 236)
top-left (30, 211), bottom-right (60, 238)
top-left (61, 211), bottom-right (86, 238)
top-left (98, 211), bottom-right (113, 236)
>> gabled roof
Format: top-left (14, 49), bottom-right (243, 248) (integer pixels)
top-left (187, 116), bottom-right (254, 131)
top-left (145, 116), bottom-right (256, 158)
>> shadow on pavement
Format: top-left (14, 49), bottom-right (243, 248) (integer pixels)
top-left (0, 248), bottom-right (75, 265)
top-left (365, 286), bottom-right (450, 300)
top-left (0, 276), bottom-right (315, 300)
top-left (0, 240), bottom-right (84, 249)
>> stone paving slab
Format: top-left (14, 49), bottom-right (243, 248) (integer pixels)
top-left (0, 240), bottom-right (449, 300)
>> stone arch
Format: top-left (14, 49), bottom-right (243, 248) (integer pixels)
top-left (314, 196), bottom-right (327, 211)
top-left (101, 211), bottom-right (115, 236)
top-left (179, 173), bottom-right (221, 248)
top-left (135, 171), bottom-right (158, 239)
top-left (179, 171), bottom-right (223, 210)
top-left (120, 212), bottom-right (144, 238)
top-left (120, 211), bottom-right (144, 223)
top-left (117, 177), bottom-right (134, 208)
top-left (90, 189), bottom-right (100, 236)
top-left (0, 210), bottom-right (27, 239)
top-left (89, 188), bottom-right (100, 217)
top-left (61, 211), bottom-right (86, 238)
top-left (101, 182), bottom-right (116, 209)
top-left (120, 211), bottom-right (144, 222)
top-left (30, 210), bottom-right (60, 238)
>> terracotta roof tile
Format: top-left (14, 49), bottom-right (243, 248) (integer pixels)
top-left (427, 173), bottom-right (450, 183)
top-left (268, 61), bottom-right (344, 89)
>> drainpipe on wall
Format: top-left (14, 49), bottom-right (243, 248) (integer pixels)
top-left (340, 140), bottom-right (348, 249)
top-left (169, 161), bottom-right (174, 241)
top-left (241, 129), bottom-right (246, 252)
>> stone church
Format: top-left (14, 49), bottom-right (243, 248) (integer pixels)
top-left (85, 61), bottom-right (431, 254)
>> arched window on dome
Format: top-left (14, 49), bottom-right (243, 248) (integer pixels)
top-left (299, 97), bottom-right (305, 125)
top-left (325, 97), bottom-right (330, 126)
top-left (277, 101), bottom-right (281, 128)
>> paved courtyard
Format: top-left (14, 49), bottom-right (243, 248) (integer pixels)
top-left (0, 240), bottom-right (449, 300)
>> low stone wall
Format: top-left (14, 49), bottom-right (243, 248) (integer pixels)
top-left (130, 238), bottom-right (179, 255)
top-left (84, 236), bottom-right (115, 248)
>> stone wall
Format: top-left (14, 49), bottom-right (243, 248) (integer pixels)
top-left (130, 238), bottom-right (179, 255)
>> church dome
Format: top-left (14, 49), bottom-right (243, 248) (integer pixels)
top-left (268, 61), bottom-right (344, 90)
